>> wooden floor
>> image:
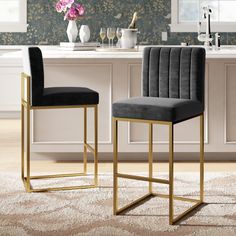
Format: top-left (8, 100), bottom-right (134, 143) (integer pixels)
top-left (0, 119), bottom-right (236, 173)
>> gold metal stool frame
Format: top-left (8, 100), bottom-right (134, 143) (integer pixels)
top-left (113, 114), bottom-right (204, 225)
top-left (21, 73), bottom-right (98, 192)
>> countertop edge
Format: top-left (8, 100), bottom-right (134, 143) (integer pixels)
top-left (1, 45), bottom-right (236, 59)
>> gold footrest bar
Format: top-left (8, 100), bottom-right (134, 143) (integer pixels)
top-left (153, 193), bottom-right (200, 203)
top-left (23, 178), bottom-right (96, 192)
top-left (29, 185), bottom-right (97, 193)
top-left (115, 193), bottom-right (153, 215)
top-left (85, 143), bottom-right (95, 154)
top-left (172, 200), bottom-right (203, 224)
top-left (29, 172), bottom-right (86, 180)
top-left (117, 173), bottom-right (169, 185)
top-left (114, 190), bottom-right (203, 224)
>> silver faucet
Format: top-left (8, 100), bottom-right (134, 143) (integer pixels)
top-left (198, 6), bottom-right (213, 47)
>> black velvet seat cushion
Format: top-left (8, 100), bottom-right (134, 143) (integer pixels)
top-left (33, 87), bottom-right (99, 106)
top-left (112, 97), bottom-right (203, 123)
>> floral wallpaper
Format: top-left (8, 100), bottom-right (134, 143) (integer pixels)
top-left (0, 0), bottom-right (235, 45)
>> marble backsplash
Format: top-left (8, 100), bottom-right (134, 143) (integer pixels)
top-left (0, 0), bottom-right (236, 46)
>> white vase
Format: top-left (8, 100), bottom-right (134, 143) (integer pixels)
top-left (67, 21), bottom-right (78, 43)
top-left (79, 25), bottom-right (90, 43)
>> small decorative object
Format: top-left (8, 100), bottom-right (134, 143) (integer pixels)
top-left (116, 28), bottom-right (122, 47)
top-left (107, 28), bottom-right (116, 48)
top-left (79, 25), bottom-right (90, 43)
top-left (128, 12), bottom-right (138, 29)
top-left (67, 21), bottom-right (78, 43)
top-left (120, 29), bottom-right (138, 49)
top-left (55, 0), bottom-right (85, 43)
top-left (120, 12), bottom-right (139, 49)
top-left (100, 27), bottom-right (106, 47)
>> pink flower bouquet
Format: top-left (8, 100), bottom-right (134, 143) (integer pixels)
top-left (55, 0), bottom-right (85, 21)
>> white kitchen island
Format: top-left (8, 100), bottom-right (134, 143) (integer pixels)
top-left (1, 45), bottom-right (236, 160)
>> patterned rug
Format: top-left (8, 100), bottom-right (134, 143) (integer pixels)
top-left (0, 172), bottom-right (236, 236)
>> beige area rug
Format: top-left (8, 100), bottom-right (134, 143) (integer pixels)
top-left (0, 172), bottom-right (236, 236)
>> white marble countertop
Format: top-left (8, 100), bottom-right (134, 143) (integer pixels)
top-left (1, 45), bottom-right (236, 59)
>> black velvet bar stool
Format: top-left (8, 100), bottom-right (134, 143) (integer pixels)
top-left (112, 47), bottom-right (205, 224)
top-left (21, 47), bottom-right (99, 192)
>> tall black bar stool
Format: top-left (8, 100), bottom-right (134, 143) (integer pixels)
top-left (112, 47), bottom-right (205, 224)
top-left (21, 47), bottom-right (99, 192)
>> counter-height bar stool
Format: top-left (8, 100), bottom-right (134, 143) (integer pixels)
top-left (112, 47), bottom-right (205, 224)
top-left (21, 47), bottom-right (99, 192)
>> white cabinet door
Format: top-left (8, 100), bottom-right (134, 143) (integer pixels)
top-left (0, 66), bottom-right (21, 112)
top-left (224, 64), bottom-right (236, 147)
top-left (31, 60), bottom-right (112, 153)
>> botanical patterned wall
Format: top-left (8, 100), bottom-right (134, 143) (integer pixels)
top-left (0, 0), bottom-right (235, 45)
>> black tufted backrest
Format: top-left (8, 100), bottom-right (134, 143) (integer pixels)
top-left (23, 47), bottom-right (45, 105)
top-left (142, 47), bottom-right (205, 104)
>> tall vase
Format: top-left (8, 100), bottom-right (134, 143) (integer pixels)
top-left (79, 25), bottom-right (90, 43)
top-left (67, 20), bottom-right (78, 43)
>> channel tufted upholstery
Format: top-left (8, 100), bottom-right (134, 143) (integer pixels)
top-left (113, 47), bottom-right (205, 123)
top-left (23, 47), bottom-right (99, 106)
top-left (142, 47), bottom-right (205, 101)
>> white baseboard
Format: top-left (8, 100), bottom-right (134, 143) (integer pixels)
top-left (0, 111), bottom-right (20, 119)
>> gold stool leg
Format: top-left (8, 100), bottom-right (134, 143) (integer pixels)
top-left (169, 123), bottom-right (174, 225)
top-left (83, 107), bottom-right (87, 174)
top-left (113, 118), bottom-right (118, 215)
top-left (200, 114), bottom-right (204, 202)
top-left (26, 105), bottom-right (31, 192)
top-left (94, 105), bottom-right (98, 186)
top-left (149, 123), bottom-right (153, 194)
top-left (21, 104), bottom-right (25, 181)
top-left (168, 114), bottom-right (204, 224)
